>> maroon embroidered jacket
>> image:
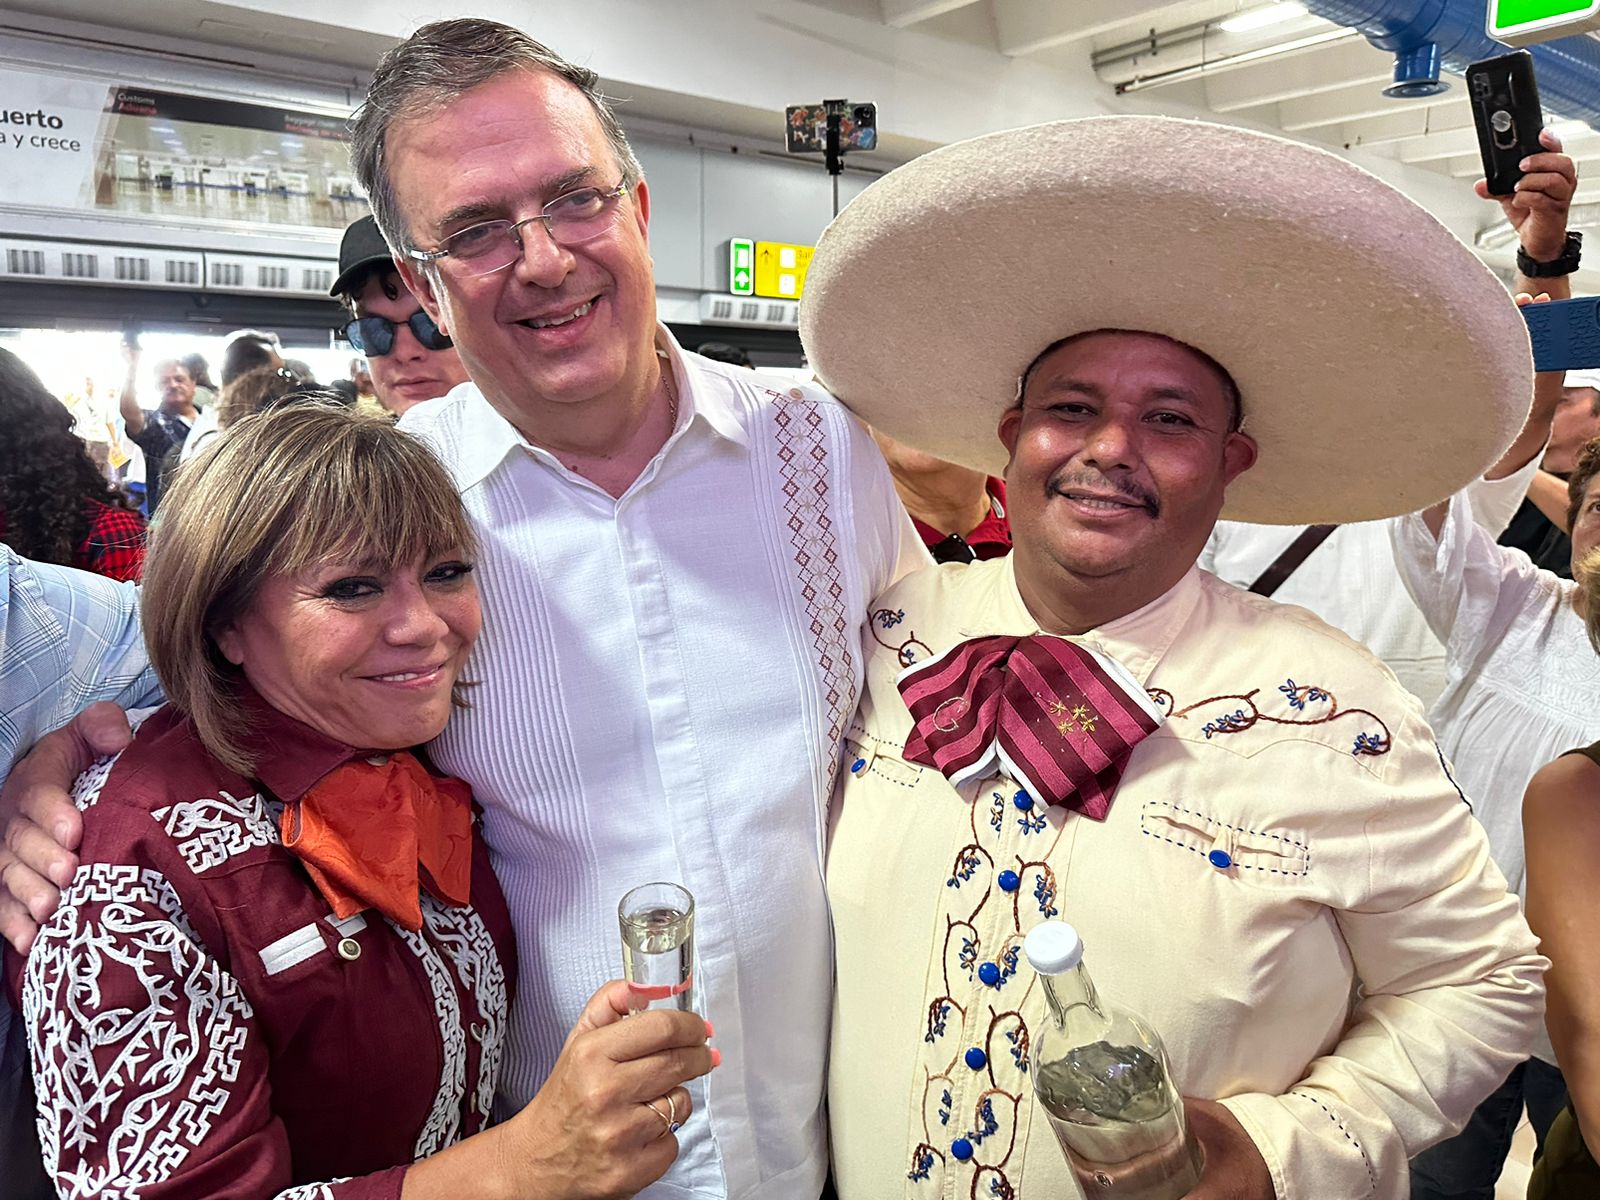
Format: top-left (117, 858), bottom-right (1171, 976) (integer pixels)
top-left (21, 704), bottom-right (517, 1199)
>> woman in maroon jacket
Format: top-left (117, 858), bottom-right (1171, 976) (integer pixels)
top-left (21, 402), bottom-right (713, 1199)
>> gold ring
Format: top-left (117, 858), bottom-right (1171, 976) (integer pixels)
top-left (644, 1096), bottom-right (681, 1138)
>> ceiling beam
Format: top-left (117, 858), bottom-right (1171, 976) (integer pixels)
top-left (1276, 80), bottom-right (1444, 132)
top-left (1202, 39), bottom-right (1390, 111)
top-left (1338, 104), bottom-right (1472, 149)
top-left (1399, 126), bottom-right (1487, 163)
top-left (879, 0), bottom-right (980, 28)
top-left (993, 0), bottom-right (1176, 57)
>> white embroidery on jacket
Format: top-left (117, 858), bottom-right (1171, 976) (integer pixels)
top-left (25, 863), bottom-right (254, 1196)
top-left (274, 1179), bottom-right (351, 1199)
top-left (399, 919), bottom-right (467, 1157)
top-left (68, 755), bottom-right (119, 813)
top-left (421, 894), bottom-right (508, 1125)
top-left (152, 790), bottom-right (278, 875)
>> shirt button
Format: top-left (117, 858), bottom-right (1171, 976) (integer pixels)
top-left (1208, 849), bottom-right (1233, 870)
top-left (977, 961), bottom-right (1001, 987)
top-left (851, 757), bottom-right (867, 774)
top-left (789, 388), bottom-right (804, 400)
top-left (997, 870), bottom-right (1021, 893)
top-left (950, 1137), bottom-right (974, 1162)
top-left (1013, 790), bottom-right (1034, 811)
top-left (965, 1047), bottom-right (988, 1070)
top-left (336, 937), bottom-right (361, 961)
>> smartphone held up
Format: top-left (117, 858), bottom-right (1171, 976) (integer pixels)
top-left (1468, 50), bottom-right (1546, 197)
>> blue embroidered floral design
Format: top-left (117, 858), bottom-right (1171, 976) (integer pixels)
top-left (995, 944), bottom-right (1021, 988)
top-left (1007, 1027), bottom-right (1029, 1072)
top-left (1033, 874), bottom-right (1059, 918)
top-left (1017, 810), bottom-right (1047, 835)
top-left (989, 792), bottom-right (1006, 833)
top-left (939, 1088), bottom-right (952, 1126)
top-left (968, 1097), bottom-right (999, 1145)
top-left (908, 1148), bottom-right (935, 1182)
top-left (959, 937), bottom-right (978, 978)
top-left (1202, 709), bottom-right (1250, 739)
top-left (927, 1000), bottom-right (950, 1043)
top-left (1352, 731), bottom-right (1390, 757)
top-left (948, 850), bottom-right (981, 888)
top-left (878, 608), bottom-right (906, 629)
top-left (990, 1178), bottom-right (1015, 1199)
top-left (1278, 679), bottom-right (1330, 711)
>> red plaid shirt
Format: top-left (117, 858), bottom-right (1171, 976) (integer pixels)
top-left (73, 499), bottom-right (146, 582)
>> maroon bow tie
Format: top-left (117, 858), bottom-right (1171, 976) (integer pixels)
top-left (896, 634), bottom-right (1164, 820)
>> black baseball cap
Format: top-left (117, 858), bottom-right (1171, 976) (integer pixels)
top-left (330, 215), bottom-right (397, 298)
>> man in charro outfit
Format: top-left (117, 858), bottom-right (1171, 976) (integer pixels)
top-left (802, 116), bottom-right (1551, 1200)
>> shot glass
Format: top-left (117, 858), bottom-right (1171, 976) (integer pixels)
top-left (618, 882), bottom-right (695, 1013)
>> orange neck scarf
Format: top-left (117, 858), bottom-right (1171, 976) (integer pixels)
top-left (279, 751), bottom-right (473, 932)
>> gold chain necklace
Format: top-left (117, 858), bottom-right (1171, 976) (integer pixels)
top-left (658, 351), bottom-right (679, 427)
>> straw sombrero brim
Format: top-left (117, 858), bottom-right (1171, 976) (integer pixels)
top-left (800, 116), bottom-right (1533, 525)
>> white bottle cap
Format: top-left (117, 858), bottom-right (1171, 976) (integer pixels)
top-left (1024, 920), bottom-right (1084, 976)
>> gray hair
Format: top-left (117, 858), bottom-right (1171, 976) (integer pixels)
top-left (350, 18), bottom-right (643, 254)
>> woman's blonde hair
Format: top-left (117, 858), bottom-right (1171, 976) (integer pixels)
top-left (1577, 548), bottom-right (1600, 655)
top-left (141, 401), bottom-right (475, 776)
top-left (214, 364), bottom-right (300, 431)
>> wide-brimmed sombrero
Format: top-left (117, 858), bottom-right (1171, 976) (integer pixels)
top-left (799, 116), bottom-right (1533, 524)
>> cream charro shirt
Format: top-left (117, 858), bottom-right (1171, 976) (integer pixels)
top-left (827, 556), bottom-right (1545, 1200)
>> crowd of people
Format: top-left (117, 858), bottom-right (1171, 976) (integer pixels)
top-left (1, 14), bottom-right (1598, 1200)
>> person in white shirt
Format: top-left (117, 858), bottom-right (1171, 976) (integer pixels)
top-left (0, 18), bottom-right (917, 1200)
top-left (1395, 430), bottom-right (1600, 1200)
top-left (1201, 132), bottom-right (1576, 712)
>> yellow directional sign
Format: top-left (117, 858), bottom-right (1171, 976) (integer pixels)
top-left (753, 240), bottom-right (815, 300)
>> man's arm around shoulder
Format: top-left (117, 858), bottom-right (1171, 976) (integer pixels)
top-left (0, 549), bottom-right (154, 951)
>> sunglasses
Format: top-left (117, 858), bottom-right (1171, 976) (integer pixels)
top-left (341, 310), bottom-right (453, 357)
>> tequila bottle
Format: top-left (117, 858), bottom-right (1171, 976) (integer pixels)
top-left (1024, 921), bottom-right (1202, 1200)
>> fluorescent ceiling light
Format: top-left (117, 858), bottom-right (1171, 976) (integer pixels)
top-left (1219, 2), bottom-right (1307, 33)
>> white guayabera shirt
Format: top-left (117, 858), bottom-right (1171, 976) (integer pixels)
top-left (401, 328), bottom-right (921, 1200)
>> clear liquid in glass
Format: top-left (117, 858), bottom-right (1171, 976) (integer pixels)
top-left (1035, 1044), bottom-right (1203, 1200)
top-left (619, 891), bottom-right (695, 1013)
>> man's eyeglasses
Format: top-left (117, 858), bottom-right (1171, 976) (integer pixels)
top-left (341, 311), bottom-right (453, 357)
top-left (407, 180), bottom-right (630, 279)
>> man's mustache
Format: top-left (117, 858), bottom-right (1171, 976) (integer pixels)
top-left (1046, 469), bottom-right (1160, 517)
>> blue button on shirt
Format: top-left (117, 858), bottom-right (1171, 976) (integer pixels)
top-left (0, 548), bottom-right (161, 786)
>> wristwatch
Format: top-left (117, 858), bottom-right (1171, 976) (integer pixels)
top-left (1517, 231), bottom-right (1583, 277)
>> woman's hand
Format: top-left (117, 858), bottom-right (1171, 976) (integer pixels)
top-left (404, 981), bottom-right (718, 1200)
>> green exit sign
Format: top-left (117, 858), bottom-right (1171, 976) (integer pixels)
top-left (1490, 0), bottom-right (1600, 45)
top-left (729, 238), bottom-right (754, 295)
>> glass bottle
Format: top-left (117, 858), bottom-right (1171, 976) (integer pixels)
top-left (1024, 921), bottom-right (1202, 1200)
